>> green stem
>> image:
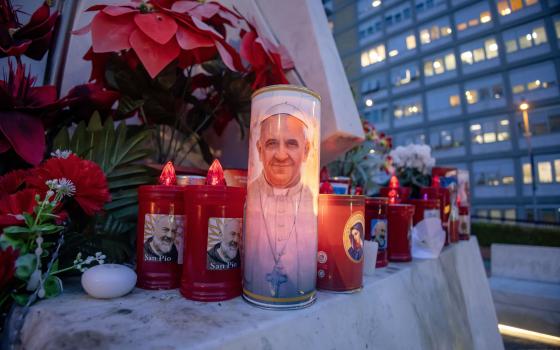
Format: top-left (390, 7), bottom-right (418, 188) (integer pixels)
top-left (50, 265), bottom-right (76, 276)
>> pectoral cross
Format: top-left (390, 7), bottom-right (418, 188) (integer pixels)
top-left (266, 265), bottom-right (287, 297)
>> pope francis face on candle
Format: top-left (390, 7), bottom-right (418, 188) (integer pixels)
top-left (257, 114), bottom-right (310, 189)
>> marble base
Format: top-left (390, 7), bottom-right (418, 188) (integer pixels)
top-left (19, 238), bottom-right (502, 350)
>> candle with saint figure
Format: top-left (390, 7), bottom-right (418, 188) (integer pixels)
top-left (180, 160), bottom-right (246, 301)
top-left (317, 194), bottom-right (365, 292)
top-left (364, 197), bottom-right (389, 268)
top-left (136, 162), bottom-right (185, 289)
top-left (243, 85), bottom-right (321, 309)
top-left (387, 203), bottom-right (415, 262)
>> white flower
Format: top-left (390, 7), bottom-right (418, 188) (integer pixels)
top-left (46, 178), bottom-right (76, 197)
top-left (50, 149), bottom-right (72, 159)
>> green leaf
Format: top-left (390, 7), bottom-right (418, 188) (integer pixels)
top-left (3, 226), bottom-right (32, 234)
top-left (108, 176), bottom-right (153, 190)
top-left (53, 127), bottom-right (70, 150)
top-left (22, 213), bottom-right (34, 227)
top-left (12, 293), bottom-right (29, 306)
top-left (104, 197), bottom-right (139, 210)
top-left (44, 276), bottom-right (63, 298)
top-left (34, 224), bottom-right (63, 233)
top-left (0, 234), bottom-right (27, 254)
top-left (15, 254), bottom-right (37, 280)
top-left (117, 95), bottom-right (144, 117)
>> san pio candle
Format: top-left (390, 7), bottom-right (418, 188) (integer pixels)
top-left (364, 197), bottom-right (389, 268)
top-left (180, 160), bottom-right (246, 301)
top-left (387, 203), bottom-right (415, 262)
top-left (317, 194), bottom-right (365, 293)
top-left (136, 162), bottom-right (184, 290)
top-left (243, 85), bottom-right (321, 309)
top-left (407, 198), bottom-right (440, 226)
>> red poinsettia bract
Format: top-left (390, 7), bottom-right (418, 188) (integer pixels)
top-left (0, 1), bottom-right (59, 60)
top-left (240, 23), bottom-right (293, 89)
top-left (0, 246), bottom-right (19, 291)
top-left (26, 154), bottom-right (111, 216)
top-left (75, 0), bottom-right (244, 79)
top-left (0, 168), bottom-right (31, 196)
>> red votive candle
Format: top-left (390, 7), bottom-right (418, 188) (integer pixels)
top-left (180, 160), bottom-right (246, 301)
top-left (317, 194), bottom-right (365, 292)
top-left (458, 206), bottom-right (470, 240)
top-left (365, 197), bottom-right (389, 268)
top-left (379, 176), bottom-right (411, 203)
top-left (407, 199), bottom-right (440, 226)
top-left (420, 186), bottom-right (451, 245)
top-left (387, 204), bottom-right (415, 262)
top-left (136, 162), bottom-right (184, 290)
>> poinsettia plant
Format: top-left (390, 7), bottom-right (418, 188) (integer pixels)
top-left (328, 119), bottom-right (394, 195)
top-left (0, 151), bottom-right (111, 310)
top-left (74, 0), bottom-right (293, 164)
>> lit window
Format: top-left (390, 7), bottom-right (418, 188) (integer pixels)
top-left (444, 53), bottom-right (456, 70)
top-left (361, 44), bottom-right (386, 68)
top-left (449, 95), bottom-right (460, 107)
top-left (465, 90), bottom-right (478, 104)
top-left (555, 20), bottom-right (560, 39)
top-left (502, 176), bottom-right (514, 184)
top-left (498, 0), bottom-right (538, 17)
top-left (461, 51), bottom-right (473, 65)
top-left (433, 59), bottom-right (444, 74)
top-left (372, 0), bottom-right (382, 7)
top-left (486, 39), bottom-right (499, 58)
top-left (523, 163), bottom-right (532, 184)
top-left (512, 84), bottom-right (524, 94)
top-left (483, 132), bottom-right (496, 143)
top-left (365, 98), bottom-right (374, 107)
top-left (532, 27), bottom-right (547, 45)
top-left (480, 11), bottom-right (491, 23)
top-left (473, 48), bottom-right (485, 62)
top-left (505, 39), bottom-right (518, 53)
top-left (457, 22), bottom-right (467, 31)
top-left (538, 161), bottom-right (553, 183)
top-left (389, 50), bottom-right (399, 57)
top-left (420, 29), bottom-right (431, 44)
top-left (424, 61), bottom-right (434, 76)
top-left (555, 160), bottom-right (560, 182)
top-left (406, 35), bottom-right (416, 49)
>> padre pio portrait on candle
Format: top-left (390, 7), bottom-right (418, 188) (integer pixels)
top-left (372, 219), bottom-right (387, 250)
top-left (143, 214), bottom-right (183, 263)
top-left (207, 217), bottom-right (242, 270)
top-left (244, 97), bottom-right (320, 301)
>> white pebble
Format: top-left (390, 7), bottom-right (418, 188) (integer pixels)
top-left (81, 264), bottom-right (137, 299)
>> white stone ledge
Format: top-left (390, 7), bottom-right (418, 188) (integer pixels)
top-left (20, 238), bottom-right (503, 350)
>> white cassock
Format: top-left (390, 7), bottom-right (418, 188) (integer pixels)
top-left (243, 174), bottom-right (317, 300)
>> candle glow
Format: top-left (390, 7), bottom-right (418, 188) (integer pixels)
top-left (159, 161), bottom-right (177, 186)
top-left (205, 159), bottom-right (227, 186)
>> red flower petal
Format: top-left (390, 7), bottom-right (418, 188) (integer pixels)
top-left (0, 169), bottom-right (30, 196)
top-left (103, 5), bottom-right (138, 17)
top-left (0, 111), bottom-right (45, 165)
top-left (91, 12), bottom-right (135, 53)
top-left (129, 29), bottom-right (179, 78)
top-left (14, 12), bottom-right (58, 41)
top-left (170, 1), bottom-right (199, 13)
top-left (176, 26), bottom-right (214, 50)
top-left (0, 40), bottom-right (31, 58)
top-left (215, 40), bottom-right (243, 72)
top-left (26, 85), bottom-right (58, 109)
top-left (86, 4), bottom-right (108, 12)
top-left (0, 136), bottom-right (10, 153)
top-left (134, 13), bottom-right (177, 45)
top-left (23, 30), bottom-right (53, 60)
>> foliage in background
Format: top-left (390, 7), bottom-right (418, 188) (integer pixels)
top-left (328, 120), bottom-right (393, 195)
top-left (389, 144), bottom-right (435, 198)
top-left (473, 222), bottom-right (560, 247)
top-left (53, 114), bottom-right (154, 263)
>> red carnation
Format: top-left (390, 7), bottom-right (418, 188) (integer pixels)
top-left (0, 246), bottom-right (19, 291)
top-left (26, 154), bottom-right (111, 215)
top-left (0, 188), bottom-right (38, 229)
top-left (0, 169), bottom-right (31, 196)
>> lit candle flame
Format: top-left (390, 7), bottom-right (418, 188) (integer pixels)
top-left (432, 175), bottom-right (440, 188)
top-left (159, 161), bottom-right (177, 186)
top-left (388, 175), bottom-right (399, 203)
top-left (206, 159), bottom-right (227, 186)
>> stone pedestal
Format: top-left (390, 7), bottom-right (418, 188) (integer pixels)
top-left (19, 238), bottom-right (502, 350)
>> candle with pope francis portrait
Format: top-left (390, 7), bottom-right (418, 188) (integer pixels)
top-left (243, 85), bottom-right (321, 309)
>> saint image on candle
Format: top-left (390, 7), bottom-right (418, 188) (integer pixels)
top-left (143, 214), bottom-right (183, 263)
top-left (207, 218), bottom-right (242, 270)
top-left (371, 219), bottom-right (387, 250)
top-left (244, 103), bottom-right (317, 299)
top-left (346, 222), bottom-right (364, 261)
